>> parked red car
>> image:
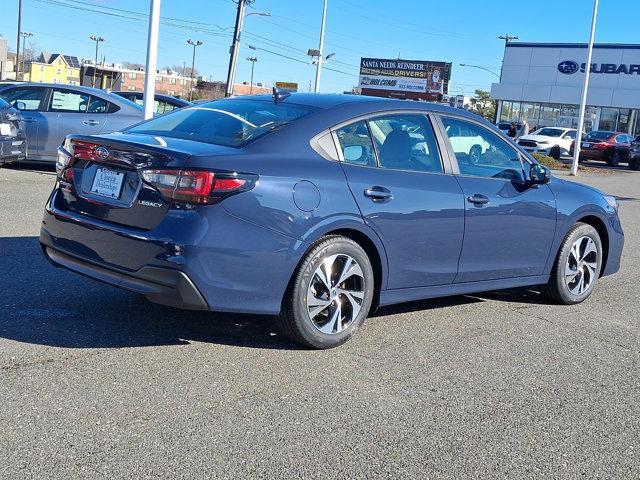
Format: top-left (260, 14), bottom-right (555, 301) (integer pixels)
top-left (579, 131), bottom-right (634, 166)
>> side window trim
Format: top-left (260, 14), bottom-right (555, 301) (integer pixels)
top-left (436, 113), bottom-right (529, 182)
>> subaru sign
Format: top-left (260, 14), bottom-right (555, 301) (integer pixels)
top-left (558, 60), bottom-right (640, 75)
top-left (558, 61), bottom-right (579, 74)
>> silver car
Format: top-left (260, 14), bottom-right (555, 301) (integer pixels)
top-left (0, 83), bottom-right (143, 163)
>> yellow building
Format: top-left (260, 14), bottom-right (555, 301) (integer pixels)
top-left (23, 53), bottom-right (81, 85)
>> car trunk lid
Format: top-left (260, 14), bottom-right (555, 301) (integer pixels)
top-left (54, 133), bottom-right (240, 230)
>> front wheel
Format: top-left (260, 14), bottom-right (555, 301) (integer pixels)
top-left (549, 145), bottom-right (561, 160)
top-left (543, 223), bottom-right (603, 305)
top-left (276, 236), bottom-right (375, 349)
top-left (629, 159), bottom-right (640, 171)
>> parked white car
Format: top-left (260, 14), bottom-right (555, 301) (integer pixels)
top-left (517, 127), bottom-right (578, 159)
top-left (445, 123), bottom-right (491, 163)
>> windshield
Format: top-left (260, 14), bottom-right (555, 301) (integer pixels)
top-left (0, 97), bottom-right (11, 110)
top-left (535, 128), bottom-right (564, 137)
top-left (126, 99), bottom-right (319, 147)
top-left (585, 131), bottom-right (614, 140)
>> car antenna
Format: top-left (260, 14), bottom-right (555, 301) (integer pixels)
top-left (272, 87), bottom-right (290, 104)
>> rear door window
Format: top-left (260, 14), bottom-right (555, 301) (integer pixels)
top-left (368, 114), bottom-right (442, 173)
top-left (50, 89), bottom-right (89, 113)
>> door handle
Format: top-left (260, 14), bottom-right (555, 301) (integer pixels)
top-left (83, 120), bottom-right (100, 126)
top-left (364, 186), bottom-right (393, 201)
top-left (467, 194), bottom-right (490, 205)
top-left (21, 117), bottom-right (36, 123)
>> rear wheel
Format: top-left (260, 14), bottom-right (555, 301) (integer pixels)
top-left (276, 236), bottom-right (374, 349)
top-left (629, 159), bottom-right (640, 171)
top-left (543, 223), bottom-right (602, 305)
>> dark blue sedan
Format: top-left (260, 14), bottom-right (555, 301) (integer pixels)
top-left (40, 93), bottom-right (624, 348)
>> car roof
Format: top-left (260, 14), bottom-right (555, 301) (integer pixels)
top-left (113, 91), bottom-right (191, 106)
top-left (0, 82), bottom-right (143, 110)
top-left (210, 93), bottom-right (485, 120)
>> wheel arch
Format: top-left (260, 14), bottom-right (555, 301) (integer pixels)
top-left (575, 214), bottom-right (609, 277)
top-left (286, 222), bottom-right (389, 311)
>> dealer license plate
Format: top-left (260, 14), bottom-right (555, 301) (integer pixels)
top-left (90, 168), bottom-right (125, 199)
top-left (581, 142), bottom-right (590, 148)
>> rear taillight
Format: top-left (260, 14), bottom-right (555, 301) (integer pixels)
top-left (141, 169), bottom-right (257, 204)
top-left (72, 140), bottom-right (100, 160)
top-left (593, 142), bottom-right (609, 150)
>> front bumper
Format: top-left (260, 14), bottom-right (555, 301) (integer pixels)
top-left (0, 138), bottom-right (26, 164)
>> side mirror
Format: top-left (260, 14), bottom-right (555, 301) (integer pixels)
top-left (530, 162), bottom-right (550, 185)
top-left (343, 145), bottom-right (364, 163)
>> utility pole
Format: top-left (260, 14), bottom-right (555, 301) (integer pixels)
top-left (497, 34), bottom-right (519, 46)
top-left (571, 0), bottom-right (599, 176)
top-left (225, 0), bottom-right (250, 97)
top-left (89, 35), bottom-right (104, 88)
top-left (187, 38), bottom-right (203, 101)
top-left (143, 0), bottom-right (161, 120)
top-left (246, 56), bottom-right (257, 94)
top-left (314, 0), bottom-right (328, 93)
top-left (15, 0), bottom-right (22, 79)
top-left (18, 32), bottom-right (33, 81)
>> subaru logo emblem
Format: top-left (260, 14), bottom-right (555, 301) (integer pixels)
top-left (95, 146), bottom-right (110, 160)
top-left (558, 61), bottom-right (579, 75)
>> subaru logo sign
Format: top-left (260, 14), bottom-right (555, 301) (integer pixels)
top-left (95, 146), bottom-right (110, 160)
top-left (558, 61), bottom-right (579, 75)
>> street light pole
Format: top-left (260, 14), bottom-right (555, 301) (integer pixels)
top-left (143, 0), bottom-right (161, 120)
top-left (459, 63), bottom-right (500, 78)
top-left (187, 39), bottom-right (203, 101)
top-left (314, 0), bottom-right (328, 93)
top-left (246, 56), bottom-right (257, 94)
top-left (89, 35), bottom-right (104, 88)
top-left (15, 0), bottom-right (23, 79)
top-left (571, 0), bottom-right (599, 176)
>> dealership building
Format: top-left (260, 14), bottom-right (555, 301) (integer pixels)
top-left (491, 42), bottom-right (640, 135)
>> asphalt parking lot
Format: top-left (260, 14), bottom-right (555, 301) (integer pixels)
top-left (1, 163), bottom-right (639, 479)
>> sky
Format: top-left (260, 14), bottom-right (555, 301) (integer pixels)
top-left (1, 0), bottom-right (639, 96)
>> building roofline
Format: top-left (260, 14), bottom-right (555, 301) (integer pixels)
top-left (506, 42), bottom-right (640, 50)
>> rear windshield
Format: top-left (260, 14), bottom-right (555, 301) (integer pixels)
top-left (585, 131), bottom-right (614, 140)
top-left (126, 99), bottom-right (319, 147)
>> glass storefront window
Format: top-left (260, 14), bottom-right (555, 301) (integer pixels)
top-left (618, 109), bottom-right (632, 133)
top-left (539, 104), bottom-right (560, 129)
top-left (599, 108), bottom-right (618, 131)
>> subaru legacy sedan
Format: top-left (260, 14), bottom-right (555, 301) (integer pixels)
top-left (40, 93), bottom-right (624, 348)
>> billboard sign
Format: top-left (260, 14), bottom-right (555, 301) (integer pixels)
top-left (275, 81), bottom-right (298, 93)
top-left (359, 58), bottom-right (451, 95)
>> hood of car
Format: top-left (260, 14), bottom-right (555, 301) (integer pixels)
top-left (519, 134), bottom-right (560, 142)
top-left (550, 175), bottom-right (606, 197)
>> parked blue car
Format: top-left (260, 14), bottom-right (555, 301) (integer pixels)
top-left (40, 93), bottom-right (624, 348)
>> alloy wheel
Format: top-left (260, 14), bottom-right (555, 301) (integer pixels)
top-left (306, 254), bottom-right (365, 334)
top-left (565, 236), bottom-right (598, 296)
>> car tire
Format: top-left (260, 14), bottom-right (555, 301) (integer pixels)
top-left (629, 159), bottom-right (640, 171)
top-left (469, 145), bottom-right (482, 164)
top-left (607, 150), bottom-right (620, 167)
top-left (549, 145), bottom-right (561, 160)
top-left (276, 235), bottom-right (375, 349)
top-left (542, 222), bottom-right (603, 305)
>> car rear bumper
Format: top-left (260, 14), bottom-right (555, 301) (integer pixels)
top-left (41, 243), bottom-right (208, 310)
top-left (579, 149), bottom-right (606, 160)
top-left (40, 188), bottom-right (306, 315)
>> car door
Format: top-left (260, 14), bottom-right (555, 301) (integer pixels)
top-left (615, 134), bottom-right (632, 160)
top-left (333, 113), bottom-right (465, 289)
top-left (0, 86), bottom-right (48, 158)
top-left (438, 115), bottom-right (557, 283)
top-left (49, 88), bottom-right (108, 158)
